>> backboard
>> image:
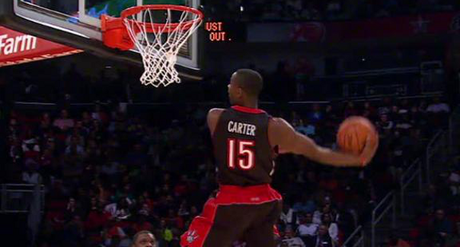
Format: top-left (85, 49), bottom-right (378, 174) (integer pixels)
top-left (0, 0), bottom-right (202, 80)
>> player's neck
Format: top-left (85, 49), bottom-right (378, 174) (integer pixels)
top-left (238, 102), bottom-right (258, 109)
top-left (237, 99), bottom-right (258, 109)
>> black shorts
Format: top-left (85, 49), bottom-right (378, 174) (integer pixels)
top-left (180, 184), bottom-right (283, 247)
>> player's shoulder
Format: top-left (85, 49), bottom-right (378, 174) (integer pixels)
top-left (207, 108), bottom-right (225, 121)
top-left (207, 108), bottom-right (225, 133)
top-left (268, 117), bottom-right (295, 138)
top-left (268, 117), bottom-right (292, 128)
top-left (208, 108), bottom-right (225, 117)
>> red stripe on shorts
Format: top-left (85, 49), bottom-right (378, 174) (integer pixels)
top-left (180, 184), bottom-right (282, 247)
top-left (215, 184), bottom-right (282, 205)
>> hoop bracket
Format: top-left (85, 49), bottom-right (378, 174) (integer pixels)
top-left (101, 14), bottom-right (134, 51)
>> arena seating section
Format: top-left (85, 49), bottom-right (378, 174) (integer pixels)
top-left (6, 94), bottom-right (450, 246)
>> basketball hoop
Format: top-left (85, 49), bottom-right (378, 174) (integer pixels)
top-left (101, 5), bottom-right (203, 87)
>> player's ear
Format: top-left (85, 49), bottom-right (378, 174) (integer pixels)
top-left (237, 87), bottom-right (243, 98)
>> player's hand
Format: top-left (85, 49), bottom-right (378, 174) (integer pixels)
top-left (359, 130), bottom-right (379, 167)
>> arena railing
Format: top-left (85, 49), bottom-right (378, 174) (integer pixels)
top-left (425, 111), bottom-right (456, 184)
top-left (426, 105), bottom-right (460, 181)
top-left (399, 158), bottom-right (423, 215)
top-left (449, 105), bottom-right (460, 155)
top-left (342, 192), bottom-right (396, 247)
top-left (0, 183), bottom-right (44, 214)
top-left (425, 130), bottom-right (446, 185)
top-left (371, 192), bottom-right (396, 247)
top-left (0, 184), bottom-right (45, 246)
top-left (341, 225), bottom-right (364, 247)
top-left (10, 94), bottom-right (442, 111)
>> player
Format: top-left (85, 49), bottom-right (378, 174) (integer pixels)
top-left (131, 230), bottom-right (156, 247)
top-left (180, 69), bottom-right (378, 247)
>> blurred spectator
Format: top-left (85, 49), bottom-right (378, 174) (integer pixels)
top-left (428, 209), bottom-right (453, 246)
top-left (131, 230), bottom-right (156, 247)
top-left (448, 166), bottom-right (460, 195)
top-left (293, 195), bottom-right (316, 214)
top-left (308, 104), bottom-right (324, 124)
top-left (325, 0), bottom-right (343, 20)
top-left (426, 97), bottom-right (450, 113)
top-left (233, 240), bottom-right (247, 247)
top-left (159, 219), bottom-right (174, 245)
top-left (321, 213), bottom-right (339, 243)
top-left (64, 197), bottom-right (83, 221)
top-left (65, 136), bottom-right (85, 156)
top-left (22, 134), bottom-right (40, 159)
top-left (378, 98), bottom-right (393, 116)
top-left (294, 119), bottom-right (315, 137)
top-left (92, 104), bottom-right (109, 124)
top-left (297, 213), bottom-right (318, 246)
top-left (280, 203), bottom-right (297, 226)
top-left (279, 226), bottom-right (305, 247)
top-left (313, 224), bottom-right (337, 247)
top-left (377, 114), bottom-right (394, 131)
top-left (53, 109), bottom-right (74, 131)
top-left (22, 159), bottom-right (42, 185)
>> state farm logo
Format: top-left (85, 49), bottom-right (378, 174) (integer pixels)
top-left (0, 34), bottom-right (37, 55)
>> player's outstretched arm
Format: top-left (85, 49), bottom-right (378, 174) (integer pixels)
top-left (268, 117), bottom-right (378, 167)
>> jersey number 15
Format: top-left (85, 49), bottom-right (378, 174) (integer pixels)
top-left (227, 139), bottom-right (255, 170)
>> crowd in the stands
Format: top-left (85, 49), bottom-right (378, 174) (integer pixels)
top-left (402, 159), bottom-right (460, 247)
top-left (7, 95), bottom-right (451, 247)
top-left (206, 0), bottom-right (460, 21)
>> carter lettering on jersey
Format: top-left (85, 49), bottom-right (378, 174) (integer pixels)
top-left (213, 106), bottom-right (276, 186)
top-left (227, 121), bottom-right (256, 136)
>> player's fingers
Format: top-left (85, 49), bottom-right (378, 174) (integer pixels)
top-left (373, 132), bottom-right (379, 151)
top-left (361, 132), bottom-right (379, 166)
top-left (365, 128), bottom-right (379, 148)
top-left (360, 142), bottom-right (373, 161)
top-left (363, 133), bottom-right (375, 150)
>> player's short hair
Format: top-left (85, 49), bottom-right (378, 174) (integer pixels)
top-left (131, 230), bottom-right (155, 247)
top-left (234, 69), bottom-right (263, 97)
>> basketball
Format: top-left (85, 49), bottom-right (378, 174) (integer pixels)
top-left (337, 116), bottom-right (377, 155)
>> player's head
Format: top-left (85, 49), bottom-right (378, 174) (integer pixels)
top-left (228, 69), bottom-right (263, 106)
top-left (131, 230), bottom-right (156, 247)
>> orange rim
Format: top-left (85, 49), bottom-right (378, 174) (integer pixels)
top-left (121, 4), bottom-right (203, 33)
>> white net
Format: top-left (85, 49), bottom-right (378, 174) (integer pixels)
top-left (123, 7), bottom-right (202, 87)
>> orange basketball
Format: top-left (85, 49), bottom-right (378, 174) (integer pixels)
top-left (337, 116), bottom-right (376, 155)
